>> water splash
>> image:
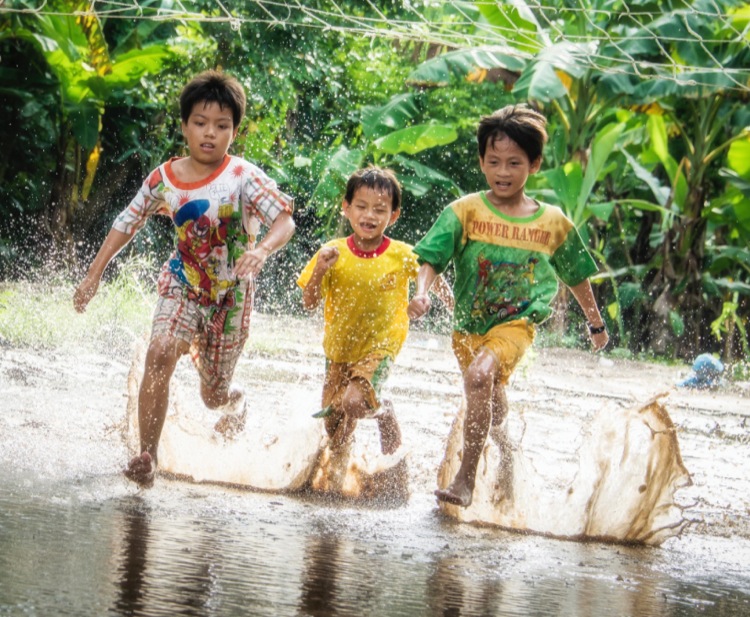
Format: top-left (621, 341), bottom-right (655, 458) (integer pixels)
top-left (437, 394), bottom-right (692, 546)
top-left (125, 343), bottom-right (409, 502)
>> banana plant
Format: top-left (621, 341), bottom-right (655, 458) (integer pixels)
top-left (3, 0), bottom-right (174, 258)
top-left (306, 91), bottom-right (461, 237)
top-left (593, 0), bottom-right (750, 357)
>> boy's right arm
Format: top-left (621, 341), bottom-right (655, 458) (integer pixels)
top-left (407, 263), bottom-right (440, 320)
top-left (301, 246), bottom-right (339, 311)
top-left (73, 228), bottom-right (132, 313)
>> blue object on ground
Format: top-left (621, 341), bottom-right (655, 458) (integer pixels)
top-left (677, 353), bottom-right (724, 389)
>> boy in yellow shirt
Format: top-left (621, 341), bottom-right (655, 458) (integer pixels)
top-left (298, 167), bottom-right (451, 456)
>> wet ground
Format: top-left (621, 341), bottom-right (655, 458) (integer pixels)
top-left (1, 313), bottom-right (749, 616)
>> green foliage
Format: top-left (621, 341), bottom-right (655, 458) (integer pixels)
top-left (0, 0), bottom-right (748, 363)
top-left (711, 293), bottom-right (749, 358)
top-left (406, 47), bottom-right (526, 87)
top-left (373, 124), bottom-right (458, 155)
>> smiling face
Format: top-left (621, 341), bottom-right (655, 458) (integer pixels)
top-left (181, 101), bottom-right (238, 170)
top-left (342, 186), bottom-right (400, 252)
top-left (479, 136), bottom-right (541, 209)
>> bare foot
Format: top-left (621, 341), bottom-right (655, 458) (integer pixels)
top-left (376, 401), bottom-right (401, 455)
top-left (434, 481), bottom-right (473, 507)
top-left (214, 400), bottom-right (247, 439)
top-left (124, 452), bottom-right (155, 488)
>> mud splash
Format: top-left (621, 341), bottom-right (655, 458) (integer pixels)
top-left (126, 341), bottom-right (411, 504)
top-left (127, 334), bottom-right (691, 545)
top-left (438, 395), bottom-right (691, 545)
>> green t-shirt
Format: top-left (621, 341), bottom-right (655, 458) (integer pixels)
top-left (414, 192), bottom-right (598, 335)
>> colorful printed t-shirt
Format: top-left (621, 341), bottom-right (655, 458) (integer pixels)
top-left (113, 154), bottom-right (293, 306)
top-left (414, 192), bottom-right (598, 335)
top-left (297, 236), bottom-right (419, 364)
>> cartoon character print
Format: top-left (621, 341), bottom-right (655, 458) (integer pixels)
top-left (146, 167), bottom-right (164, 193)
top-left (171, 197), bottom-right (241, 304)
top-left (207, 287), bottom-right (245, 336)
top-left (471, 253), bottom-right (538, 322)
top-left (134, 167), bottom-right (168, 220)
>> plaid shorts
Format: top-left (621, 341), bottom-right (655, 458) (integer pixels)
top-left (151, 278), bottom-right (253, 392)
top-left (452, 319), bottom-right (535, 384)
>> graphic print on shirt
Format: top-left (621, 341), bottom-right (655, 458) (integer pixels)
top-left (170, 194), bottom-right (243, 305)
top-left (471, 253), bottom-right (538, 322)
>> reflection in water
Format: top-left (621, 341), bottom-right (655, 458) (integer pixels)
top-left (115, 500), bottom-right (150, 616)
top-left (112, 497), bottom-right (219, 617)
top-left (298, 531), bottom-right (342, 616)
top-left (0, 479), bottom-right (748, 616)
top-left (427, 555), bottom-right (502, 617)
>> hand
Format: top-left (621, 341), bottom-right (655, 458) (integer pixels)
top-left (233, 245), bottom-right (271, 279)
top-left (407, 293), bottom-right (431, 320)
top-left (73, 276), bottom-right (100, 313)
top-left (589, 329), bottom-right (609, 352)
top-left (315, 246), bottom-right (339, 274)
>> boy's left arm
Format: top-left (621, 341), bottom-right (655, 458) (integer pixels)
top-left (234, 211), bottom-right (295, 279)
top-left (568, 279), bottom-right (609, 352)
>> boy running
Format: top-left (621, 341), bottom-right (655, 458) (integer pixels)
top-left (408, 105), bottom-right (608, 507)
top-left (298, 167), bottom-right (451, 457)
top-left (74, 71), bottom-right (295, 487)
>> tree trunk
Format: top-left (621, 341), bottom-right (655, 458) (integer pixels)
top-left (44, 128), bottom-right (79, 267)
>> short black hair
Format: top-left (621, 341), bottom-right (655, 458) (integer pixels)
top-left (344, 166), bottom-right (402, 212)
top-left (179, 70), bottom-right (247, 128)
top-left (477, 104), bottom-right (548, 162)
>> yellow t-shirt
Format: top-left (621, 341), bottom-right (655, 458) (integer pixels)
top-left (297, 235), bottom-right (419, 363)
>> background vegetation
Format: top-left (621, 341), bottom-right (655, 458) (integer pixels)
top-left (1, 0), bottom-right (748, 364)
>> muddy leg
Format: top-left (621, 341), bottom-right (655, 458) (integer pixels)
top-left (435, 350), bottom-right (498, 507)
top-left (323, 401), bottom-right (357, 452)
top-left (488, 379), bottom-right (513, 501)
top-left (375, 399), bottom-right (402, 455)
top-left (125, 335), bottom-right (187, 487)
top-left (321, 408), bottom-right (355, 492)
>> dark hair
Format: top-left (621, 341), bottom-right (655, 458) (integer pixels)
top-left (477, 104), bottom-right (548, 162)
top-left (179, 70), bottom-right (247, 128)
top-left (344, 166), bottom-right (402, 212)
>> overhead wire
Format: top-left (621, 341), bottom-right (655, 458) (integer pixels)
top-left (1, 0), bottom-right (747, 92)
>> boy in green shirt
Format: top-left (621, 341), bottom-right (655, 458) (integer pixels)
top-left (408, 104), bottom-right (609, 507)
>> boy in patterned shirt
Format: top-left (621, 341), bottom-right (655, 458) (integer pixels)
top-left (408, 105), bottom-right (609, 507)
top-left (74, 71), bottom-right (295, 487)
top-left (297, 167), bottom-right (451, 457)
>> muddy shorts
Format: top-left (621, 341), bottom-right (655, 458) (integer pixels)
top-left (315, 354), bottom-right (393, 419)
top-left (452, 319), bottom-right (535, 384)
top-left (150, 279), bottom-right (253, 392)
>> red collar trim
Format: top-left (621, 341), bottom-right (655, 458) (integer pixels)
top-left (347, 235), bottom-right (391, 258)
top-left (164, 155), bottom-right (231, 190)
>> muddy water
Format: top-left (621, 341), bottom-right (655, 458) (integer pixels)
top-left (1, 313), bottom-right (750, 616)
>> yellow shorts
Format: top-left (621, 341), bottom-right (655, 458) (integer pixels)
top-left (319, 354), bottom-right (392, 418)
top-left (452, 320), bottom-right (535, 384)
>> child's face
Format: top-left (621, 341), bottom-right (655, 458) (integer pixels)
top-left (181, 101), bottom-right (238, 168)
top-left (342, 186), bottom-right (399, 250)
top-left (479, 136), bottom-right (541, 206)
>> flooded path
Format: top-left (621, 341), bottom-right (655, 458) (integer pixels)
top-left (1, 313), bottom-right (749, 616)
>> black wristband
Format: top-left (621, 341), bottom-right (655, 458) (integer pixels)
top-left (588, 323), bottom-right (607, 335)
